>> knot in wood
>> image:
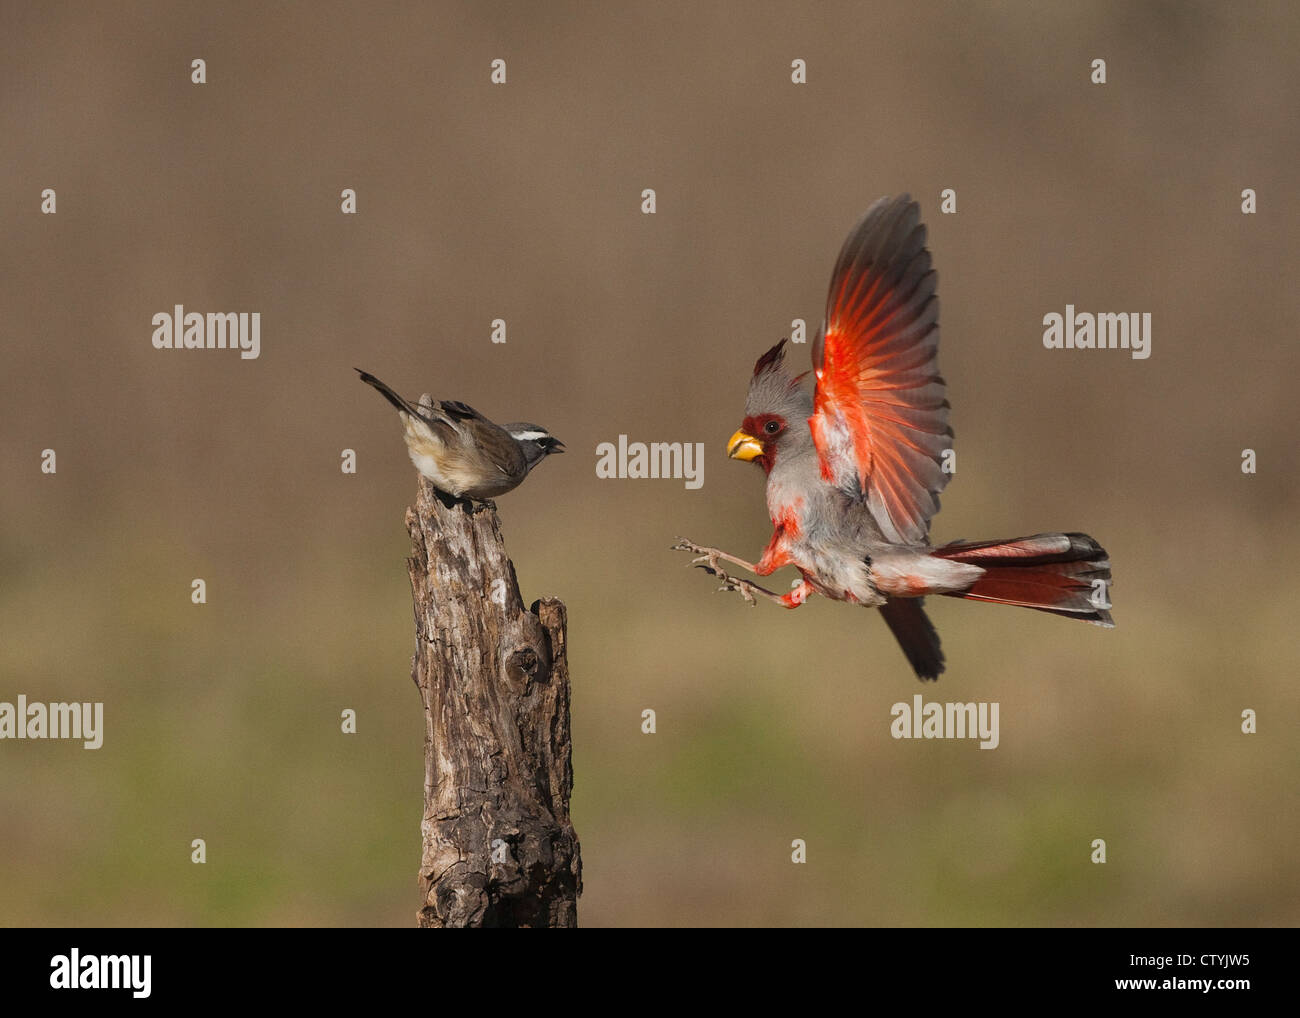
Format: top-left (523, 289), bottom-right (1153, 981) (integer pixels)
top-left (506, 646), bottom-right (543, 688)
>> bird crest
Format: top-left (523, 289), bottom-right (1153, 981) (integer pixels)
top-left (752, 338), bottom-right (789, 377)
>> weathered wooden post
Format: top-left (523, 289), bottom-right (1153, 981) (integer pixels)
top-left (404, 475), bottom-right (581, 927)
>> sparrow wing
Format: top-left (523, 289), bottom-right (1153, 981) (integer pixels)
top-left (425, 395), bottom-right (526, 477)
top-left (808, 194), bottom-right (951, 545)
top-left (476, 422), bottom-right (529, 478)
top-left (438, 399), bottom-right (486, 423)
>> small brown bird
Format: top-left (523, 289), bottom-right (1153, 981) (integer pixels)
top-left (357, 369), bottom-right (563, 500)
top-left (676, 195), bottom-right (1113, 681)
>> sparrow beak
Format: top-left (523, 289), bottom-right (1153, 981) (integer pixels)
top-left (727, 429), bottom-right (763, 461)
top-left (550, 440), bottom-right (565, 454)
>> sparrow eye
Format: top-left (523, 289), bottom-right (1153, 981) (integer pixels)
top-left (764, 420), bottom-right (781, 435)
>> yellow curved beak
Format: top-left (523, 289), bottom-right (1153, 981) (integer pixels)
top-left (727, 429), bottom-right (763, 461)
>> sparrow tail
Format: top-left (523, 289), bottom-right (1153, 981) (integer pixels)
top-left (356, 369), bottom-right (421, 417)
top-left (932, 532), bottom-right (1114, 626)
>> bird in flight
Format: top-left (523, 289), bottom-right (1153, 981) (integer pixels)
top-left (675, 195), bottom-right (1112, 680)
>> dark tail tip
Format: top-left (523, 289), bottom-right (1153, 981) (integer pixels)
top-left (356, 369), bottom-right (412, 414)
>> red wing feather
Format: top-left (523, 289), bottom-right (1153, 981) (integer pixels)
top-left (809, 195), bottom-right (952, 545)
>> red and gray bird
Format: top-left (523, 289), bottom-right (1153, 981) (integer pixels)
top-left (676, 194), bottom-right (1112, 681)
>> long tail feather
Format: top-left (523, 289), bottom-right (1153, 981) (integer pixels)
top-left (356, 369), bottom-right (420, 417)
top-left (933, 532), bottom-right (1113, 626)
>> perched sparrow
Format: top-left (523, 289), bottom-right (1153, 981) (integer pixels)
top-left (357, 369), bottom-right (563, 500)
top-left (676, 194), bottom-right (1112, 681)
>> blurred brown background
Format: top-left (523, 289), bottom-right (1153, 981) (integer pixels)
top-left (1, 1), bottom-right (1297, 926)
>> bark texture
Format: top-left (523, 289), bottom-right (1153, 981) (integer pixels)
top-left (405, 476), bottom-right (581, 927)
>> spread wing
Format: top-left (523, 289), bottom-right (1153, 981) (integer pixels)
top-left (809, 194), bottom-right (952, 545)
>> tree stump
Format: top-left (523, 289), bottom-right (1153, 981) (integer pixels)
top-left (404, 476), bottom-right (581, 928)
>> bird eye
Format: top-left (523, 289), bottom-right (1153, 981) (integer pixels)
top-left (764, 420), bottom-right (781, 435)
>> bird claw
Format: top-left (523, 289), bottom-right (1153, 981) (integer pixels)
top-left (675, 537), bottom-right (760, 606)
top-left (717, 574), bottom-right (759, 606)
top-left (691, 560), bottom-right (757, 605)
top-left (685, 550), bottom-right (726, 579)
top-left (672, 538), bottom-right (722, 572)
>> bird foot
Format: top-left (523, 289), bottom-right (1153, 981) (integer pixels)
top-left (714, 571), bottom-right (762, 605)
top-left (672, 537), bottom-right (782, 606)
top-left (670, 537), bottom-right (727, 575)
